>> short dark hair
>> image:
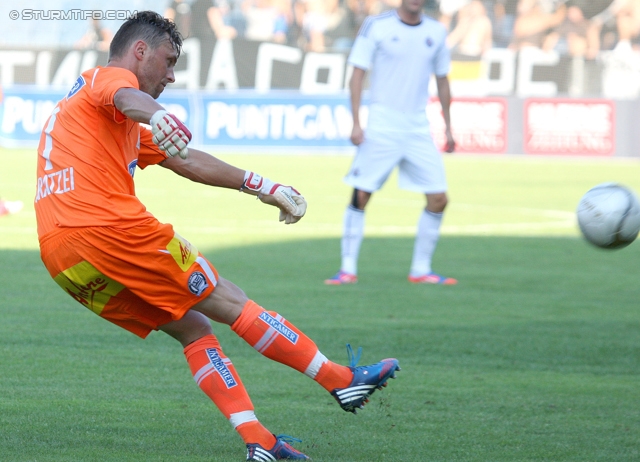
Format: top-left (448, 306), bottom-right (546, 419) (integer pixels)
top-left (109, 11), bottom-right (183, 61)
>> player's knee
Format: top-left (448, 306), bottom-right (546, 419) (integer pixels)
top-left (192, 278), bottom-right (249, 325)
top-left (159, 310), bottom-right (213, 347)
top-left (350, 189), bottom-right (361, 209)
top-left (351, 189), bottom-right (370, 210)
top-left (427, 193), bottom-right (448, 213)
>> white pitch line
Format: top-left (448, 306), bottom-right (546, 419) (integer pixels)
top-left (0, 227), bottom-right (38, 233)
top-left (326, 197), bottom-right (576, 218)
top-left (0, 206), bottom-right (577, 238)
top-left (167, 219), bottom-right (577, 236)
top-left (452, 203), bottom-right (575, 218)
top-left (442, 220), bottom-right (576, 234)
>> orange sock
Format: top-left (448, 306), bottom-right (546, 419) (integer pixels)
top-left (231, 300), bottom-right (353, 391)
top-left (183, 334), bottom-right (275, 448)
top-left (314, 361), bottom-right (354, 392)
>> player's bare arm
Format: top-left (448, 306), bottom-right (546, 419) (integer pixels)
top-left (161, 148), bottom-right (245, 189)
top-left (113, 87), bottom-right (164, 123)
top-left (436, 75), bottom-right (456, 153)
top-left (349, 67), bottom-right (366, 146)
top-left (162, 149), bottom-right (307, 224)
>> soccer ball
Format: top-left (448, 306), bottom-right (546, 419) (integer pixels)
top-left (576, 183), bottom-right (640, 249)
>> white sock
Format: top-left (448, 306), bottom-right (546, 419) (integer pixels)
top-left (341, 205), bottom-right (364, 275)
top-left (410, 210), bottom-right (443, 277)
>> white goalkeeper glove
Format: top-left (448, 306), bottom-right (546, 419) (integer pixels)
top-left (241, 171), bottom-right (307, 225)
top-left (150, 110), bottom-right (192, 159)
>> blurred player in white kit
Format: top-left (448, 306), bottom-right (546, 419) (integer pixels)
top-left (325, 0), bottom-right (458, 285)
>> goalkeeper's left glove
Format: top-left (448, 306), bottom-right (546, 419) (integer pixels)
top-left (241, 171), bottom-right (307, 224)
top-left (150, 110), bottom-right (192, 159)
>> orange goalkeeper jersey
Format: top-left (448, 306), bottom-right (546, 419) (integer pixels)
top-left (35, 66), bottom-right (168, 240)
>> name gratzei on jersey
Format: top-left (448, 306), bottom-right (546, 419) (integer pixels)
top-left (35, 166), bottom-right (75, 202)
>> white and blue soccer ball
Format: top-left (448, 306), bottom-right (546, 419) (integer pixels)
top-left (576, 183), bottom-right (640, 249)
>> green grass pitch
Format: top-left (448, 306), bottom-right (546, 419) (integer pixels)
top-left (1, 149), bottom-right (640, 461)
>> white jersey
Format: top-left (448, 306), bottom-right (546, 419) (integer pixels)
top-left (348, 10), bottom-right (450, 130)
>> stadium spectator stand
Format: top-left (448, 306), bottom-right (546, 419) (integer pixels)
top-left (447, 0), bottom-right (493, 56)
top-left (0, 0), bottom-right (625, 59)
top-left (243, 0), bottom-right (290, 43)
top-left (542, 4), bottom-right (594, 57)
top-left (489, 0), bottom-right (518, 47)
top-left (510, 0), bottom-right (567, 50)
top-left (73, 19), bottom-right (114, 51)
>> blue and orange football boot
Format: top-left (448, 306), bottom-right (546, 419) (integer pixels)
top-left (324, 270), bottom-right (358, 285)
top-left (330, 344), bottom-right (400, 414)
top-left (246, 435), bottom-right (310, 461)
top-left (408, 273), bottom-right (457, 285)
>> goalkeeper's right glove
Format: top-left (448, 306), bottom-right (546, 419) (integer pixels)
top-left (150, 110), bottom-right (192, 159)
top-left (241, 171), bottom-right (307, 224)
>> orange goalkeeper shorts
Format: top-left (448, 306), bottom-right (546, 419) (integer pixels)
top-left (39, 218), bottom-right (218, 338)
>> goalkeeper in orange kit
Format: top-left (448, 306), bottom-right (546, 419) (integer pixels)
top-left (34, 11), bottom-right (399, 461)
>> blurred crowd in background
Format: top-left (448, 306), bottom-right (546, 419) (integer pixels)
top-left (160, 0), bottom-right (403, 52)
top-left (76, 0), bottom-right (640, 60)
top-left (2, 0), bottom-right (639, 59)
